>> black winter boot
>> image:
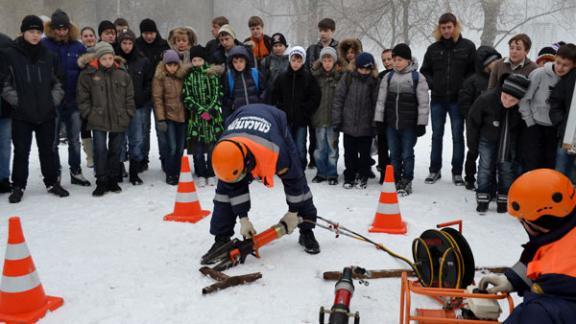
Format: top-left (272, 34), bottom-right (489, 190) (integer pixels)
top-left (129, 160), bottom-right (143, 185)
top-left (0, 178), bottom-right (11, 193)
top-left (9, 186), bottom-right (24, 203)
top-left (92, 181), bottom-right (108, 197)
top-left (201, 236), bottom-right (232, 265)
top-left (497, 194), bottom-right (508, 213)
top-left (108, 181), bottom-right (122, 193)
top-left (47, 183), bottom-right (70, 197)
top-left (476, 192), bottom-right (490, 215)
top-left (71, 169), bottom-right (91, 186)
top-left (299, 230), bottom-right (320, 254)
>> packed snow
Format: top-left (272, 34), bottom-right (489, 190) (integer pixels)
top-left (0, 128), bottom-right (526, 323)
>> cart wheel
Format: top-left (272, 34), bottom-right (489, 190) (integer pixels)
top-left (412, 237), bottom-right (434, 287)
top-left (441, 227), bottom-right (475, 288)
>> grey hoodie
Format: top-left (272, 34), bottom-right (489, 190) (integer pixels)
top-left (374, 57), bottom-right (430, 127)
top-left (519, 62), bottom-right (560, 127)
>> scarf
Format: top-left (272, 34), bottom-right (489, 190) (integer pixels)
top-left (251, 36), bottom-right (269, 61)
top-left (182, 64), bottom-right (224, 144)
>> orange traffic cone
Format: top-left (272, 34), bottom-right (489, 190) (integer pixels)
top-left (0, 217), bottom-right (63, 323)
top-left (164, 155), bottom-right (211, 223)
top-left (369, 165), bottom-right (407, 234)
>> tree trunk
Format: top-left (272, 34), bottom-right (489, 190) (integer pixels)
top-left (480, 0), bottom-right (502, 46)
top-left (401, 0), bottom-right (411, 45)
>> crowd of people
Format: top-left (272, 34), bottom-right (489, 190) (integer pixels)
top-left (1, 10), bottom-right (576, 215)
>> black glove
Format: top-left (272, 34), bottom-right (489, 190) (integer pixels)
top-left (416, 125), bottom-right (426, 137)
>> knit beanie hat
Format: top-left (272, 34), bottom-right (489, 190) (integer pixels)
top-left (356, 52), bottom-right (375, 69)
top-left (483, 53), bottom-right (502, 69)
top-left (218, 24), bottom-right (236, 40)
top-left (502, 74), bottom-right (531, 100)
top-left (392, 43), bottom-right (412, 61)
top-left (288, 46), bottom-right (306, 63)
top-left (94, 41), bottom-right (115, 59)
top-left (319, 46), bottom-right (337, 62)
top-left (117, 29), bottom-right (136, 43)
top-left (163, 49), bottom-right (180, 64)
top-left (271, 33), bottom-right (288, 47)
top-left (139, 18), bottom-right (158, 34)
top-left (98, 20), bottom-right (116, 37)
top-left (20, 15), bottom-right (44, 33)
top-left (189, 45), bottom-right (207, 60)
top-left (50, 9), bottom-right (70, 29)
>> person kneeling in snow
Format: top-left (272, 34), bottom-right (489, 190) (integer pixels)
top-left (479, 169), bottom-right (576, 323)
top-left (201, 103), bottom-right (320, 262)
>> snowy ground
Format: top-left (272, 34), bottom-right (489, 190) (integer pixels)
top-left (0, 128), bottom-right (526, 323)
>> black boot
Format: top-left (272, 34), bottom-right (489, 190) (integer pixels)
top-left (92, 180), bottom-right (108, 197)
top-left (497, 194), bottom-right (508, 214)
top-left (108, 181), bottom-right (122, 193)
top-left (9, 186), bottom-right (24, 203)
top-left (140, 159), bottom-right (149, 173)
top-left (47, 183), bottom-right (70, 197)
top-left (299, 230), bottom-right (320, 254)
top-left (0, 178), bottom-right (11, 193)
top-left (70, 169), bottom-right (91, 186)
top-left (476, 192), bottom-right (490, 215)
top-left (201, 236), bottom-right (232, 265)
top-left (129, 160), bottom-right (143, 185)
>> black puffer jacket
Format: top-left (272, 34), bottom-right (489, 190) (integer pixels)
top-left (135, 35), bottom-right (169, 67)
top-left (458, 46), bottom-right (501, 118)
top-left (333, 69), bottom-right (379, 137)
top-left (550, 69), bottom-right (576, 140)
top-left (119, 48), bottom-right (153, 107)
top-left (222, 46), bottom-right (264, 118)
top-left (467, 88), bottom-right (523, 161)
top-left (0, 37), bottom-right (64, 124)
top-left (0, 33), bottom-right (13, 119)
top-left (271, 64), bottom-right (321, 127)
top-left (421, 35), bottom-right (476, 102)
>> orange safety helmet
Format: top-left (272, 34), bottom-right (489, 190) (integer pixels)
top-left (212, 139), bottom-right (251, 183)
top-left (508, 169), bottom-right (576, 222)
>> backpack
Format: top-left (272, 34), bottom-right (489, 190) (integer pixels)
top-left (227, 68), bottom-right (260, 98)
top-left (387, 70), bottom-right (419, 94)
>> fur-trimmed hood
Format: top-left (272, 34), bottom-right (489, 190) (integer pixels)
top-left (205, 64), bottom-right (225, 76)
top-left (44, 20), bottom-right (80, 42)
top-left (338, 38), bottom-right (363, 72)
top-left (154, 61), bottom-right (191, 81)
top-left (433, 21), bottom-right (462, 42)
top-left (77, 52), bottom-right (125, 70)
top-left (167, 26), bottom-right (198, 49)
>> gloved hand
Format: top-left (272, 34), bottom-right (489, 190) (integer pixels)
top-left (416, 125), bottom-right (426, 137)
top-left (239, 217), bottom-right (257, 239)
top-left (200, 112), bottom-right (212, 121)
top-left (478, 274), bottom-right (513, 294)
top-left (280, 211), bottom-right (300, 234)
top-left (156, 120), bottom-right (168, 133)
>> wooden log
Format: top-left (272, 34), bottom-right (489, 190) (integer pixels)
top-left (322, 266), bottom-right (507, 281)
top-left (200, 267), bottom-right (262, 295)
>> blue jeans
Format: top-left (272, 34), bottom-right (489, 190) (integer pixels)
top-left (153, 108), bottom-right (169, 171)
top-left (165, 121), bottom-right (186, 177)
top-left (290, 126), bottom-right (307, 170)
top-left (92, 130), bottom-right (124, 183)
top-left (192, 143), bottom-right (215, 178)
top-left (477, 137), bottom-right (517, 196)
top-left (0, 118), bottom-right (11, 180)
top-left (555, 147), bottom-right (576, 183)
top-left (313, 127), bottom-right (339, 179)
top-left (128, 107), bottom-right (147, 162)
top-left (141, 104), bottom-right (152, 162)
top-left (386, 127), bottom-right (417, 181)
top-left (429, 101), bottom-right (464, 175)
top-left (54, 108), bottom-right (82, 173)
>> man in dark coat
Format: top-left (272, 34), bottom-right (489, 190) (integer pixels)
top-left (1, 15), bottom-right (68, 203)
top-left (0, 33), bottom-right (13, 194)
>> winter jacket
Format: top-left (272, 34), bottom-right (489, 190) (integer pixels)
top-left (337, 38), bottom-right (363, 73)
top-left (467, 87), bottom-right (523, 162)
top-left (41, 21), bottom-right (86, 109)
top-left (77, 56), bottom-right (135, 133)
top-left (374, 59), bottom-right (430, 130)
top-left (458, 45), bottom-right (501, 118)
top-left (271, 64), bottom-right (321, 128)
top-left (210, 40), bottom-right (255, 67)
top-left (259, 53), bottom-right (289, 97)
top-left (0, 33), bottom-right (12, 119)
top-left (213, 104), bottom-right (316, 220)
top-left (118, 48), bottom-right (153, 108)
top-left (0, 37), bottom-right (64, 124)
top-left (420, 35), bottom-right (476, 102)
top-left (243, 34), bottom-right (272, 65)
top-left (549, 69), bottom-right (576, 139)
top-left (503, 212), bottom-right (576, 323)
top-left (135, 35), bottom-right (169, 67)
top-left (152, 62), bottom-right (189, 123)
top-left (518, 63), bottom-right (560, 127)
top-left (311, 60), bottom-right (342, 128)
top-left (205, 38), bottom-right (220, 60)
top-left (488, 57), bottom-right (538, 89)
top-left (222, 46), bottom-right (264, 117)
top-left (305, 38), bottom-right (339, 71)
top-left (333, 68), bottom-right (379, 137)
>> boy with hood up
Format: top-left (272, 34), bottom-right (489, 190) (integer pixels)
top-left (458, 45), bottom-right (502, 190)
top-left (222, 46), bottom-right (264, 118)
